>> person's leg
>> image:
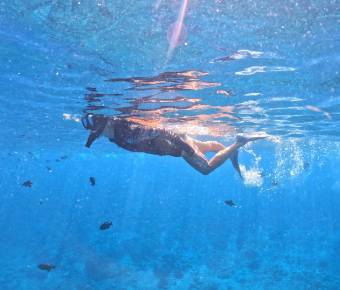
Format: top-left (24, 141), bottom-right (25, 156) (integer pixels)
top-left (194, 140), bottom-right (226, 153)
top-left (182, 142), bottom-right (242, 175)
top-left (185, 137), bottom-right (226, 154)
top-left (182, 134), bottom-right (267, 175)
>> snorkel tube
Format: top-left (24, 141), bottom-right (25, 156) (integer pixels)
top-left (81, 114), bottom-right (108, 148)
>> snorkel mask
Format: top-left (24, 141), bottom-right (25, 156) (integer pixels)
top-left (81, 114), bottom-right (108, 148)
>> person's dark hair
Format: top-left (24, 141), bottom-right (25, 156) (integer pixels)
top-left (81, 114), bottom-right (108, 147)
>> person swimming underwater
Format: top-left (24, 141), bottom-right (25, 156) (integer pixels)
top-left (81, 114), bottom-right (266, 177)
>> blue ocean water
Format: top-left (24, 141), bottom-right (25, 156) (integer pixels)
top-left (0, 1), bottom-right (339, 289)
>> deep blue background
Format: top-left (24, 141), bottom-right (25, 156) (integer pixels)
top-left (0, 140), bottom-right (339, 289)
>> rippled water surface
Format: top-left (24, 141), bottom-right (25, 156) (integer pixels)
top-left (0, 1), bottom-right (339, 289)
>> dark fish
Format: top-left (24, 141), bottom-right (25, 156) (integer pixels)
top-left (303, 162), bottom-right (310, 170)
top-left (271, 180), bottom-right (279, 186)
top-left (100, 221), bottom-right (112, 230)
top-left (212, 55), bottom-right (234, 63)
top-left (86, 87), bottom-right (97, 92)
top-left (46, 166), bottom-right (52, 172)
top-left (224, 200), bottom-right (236, 207)
top-left (259, 171), bottom-right (266, 177)
top-left (22, 180), bottom-right (33, 187)
top-left (89, 177), bottom-right (96, 186)
top-left (60, 155), bottom-right (68, 160)
top-left (38, 263), bottom-right (55, 272)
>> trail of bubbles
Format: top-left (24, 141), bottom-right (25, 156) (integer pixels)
top-left (270, 138), bottom-right (304, 187)
top-left (240, 147), bottom-right (264, 187)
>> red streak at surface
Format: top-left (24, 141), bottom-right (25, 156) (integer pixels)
top-left (166, 0), bottom-right (189, 60)
top-left (167, 22), bottom-right (187, 48)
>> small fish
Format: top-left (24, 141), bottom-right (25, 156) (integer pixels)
top-left (46, 166), bottom-right (52, 172)
top-left (259, 171), bottom-right (266, 177)
top-left (38, 263), bottom-right (55, 272)
top-left (303, 162), bottom-right (310, 170)
top-left (212, 55), bottom-right (234, 63)
top-left (89, 177), bottom-right (96, 186)
top-left (60, 155), bottom-right (68, 160)
top-left (100, 221), bottom-right (112, 230)
top-left (22, 180), bottom-right (33, 187)
top-left (224, 200), bottom-right (236, 207)
top-left (271, 180), bottom-right (279, 186)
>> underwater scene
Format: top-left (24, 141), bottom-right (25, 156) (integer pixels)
top-left (0, 1), bottom-right (339, 289)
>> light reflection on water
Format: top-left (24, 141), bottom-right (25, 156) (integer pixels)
top-left (1, 1), bottom-right (339, 144)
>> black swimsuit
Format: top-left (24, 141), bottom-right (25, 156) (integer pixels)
top-left (108, 118), bottom-right (195, 157)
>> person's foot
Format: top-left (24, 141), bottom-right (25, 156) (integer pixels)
top-left (236, 133), bottom-right (267, 145)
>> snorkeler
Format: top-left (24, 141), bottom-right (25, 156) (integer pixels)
top-left (81, 114), bottom-right (266, 177)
